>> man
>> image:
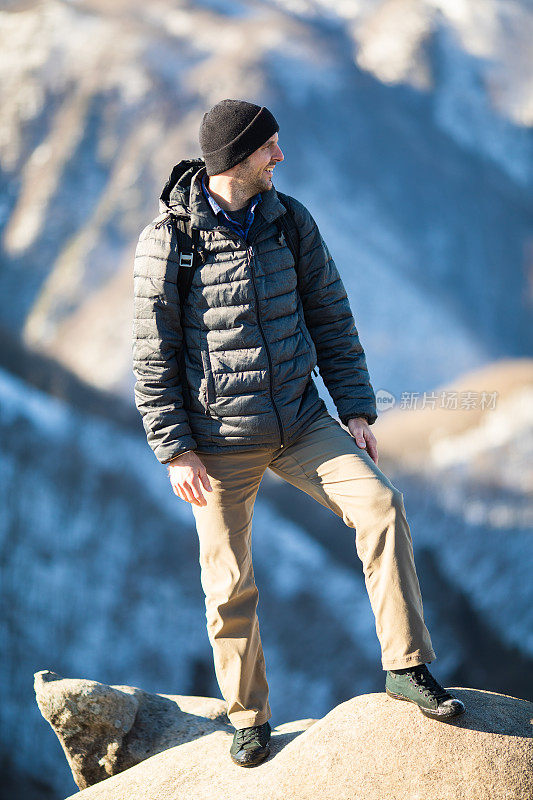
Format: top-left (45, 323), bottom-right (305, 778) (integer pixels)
top-left (133, 99), bottom-right (465, 768)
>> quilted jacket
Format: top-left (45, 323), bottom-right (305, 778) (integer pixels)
top-left (132, 159), bottom-right (377, 464)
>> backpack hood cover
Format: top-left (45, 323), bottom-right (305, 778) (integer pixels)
top-left (159, 158), bottom-right (205, 216)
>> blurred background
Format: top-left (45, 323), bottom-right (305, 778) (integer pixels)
top-left (1, 0), bottom-right (532, 797)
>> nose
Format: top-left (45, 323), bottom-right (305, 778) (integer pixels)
top-left (273, 144), bottom-right (284, 163)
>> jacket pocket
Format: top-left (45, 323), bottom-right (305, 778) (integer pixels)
top-left (200, 346), bottom-right (216, 413)
top-left (299, 317), bottom-right (317, 371)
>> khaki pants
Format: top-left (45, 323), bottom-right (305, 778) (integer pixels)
top-left (191, 409), bottom-right (435, 729)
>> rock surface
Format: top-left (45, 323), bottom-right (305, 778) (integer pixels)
top-left (34, 670), bottom-right (234, 790)
top-left (35, 672), bottom-right (533, 800)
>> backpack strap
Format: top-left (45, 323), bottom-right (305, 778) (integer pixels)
top-left (276, 192), bottom-right (301, 268)
top-left (153, 212), bottom-right (205, 404)
top-left (154, 212), bottom-right (205, 306)
top-left (173, 215), bottom-right (204, 307)
top-left (275, 193), bottom-right (319, 378)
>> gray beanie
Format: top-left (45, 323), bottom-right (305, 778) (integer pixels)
top-left (199, 99), bottom-right (279, 176)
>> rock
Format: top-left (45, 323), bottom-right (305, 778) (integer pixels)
top-left (34, 670), bottom-right (232, 790)
top-left (35, 673), bottom-right (533, 800)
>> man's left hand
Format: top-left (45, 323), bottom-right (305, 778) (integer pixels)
top-left (347, 417), bottom-right (378, 465)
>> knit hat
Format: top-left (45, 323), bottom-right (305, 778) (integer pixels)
top-left (199, 99), bottom-right (279, 176)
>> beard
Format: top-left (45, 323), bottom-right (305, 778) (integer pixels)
top-left (234, 162), bottom-right (273, 195)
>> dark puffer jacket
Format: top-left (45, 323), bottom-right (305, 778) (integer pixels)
top-left (133, 159), bottom-right (377, 464)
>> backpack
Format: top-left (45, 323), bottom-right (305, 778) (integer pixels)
top-left (153, 194), bottom-right (318, 392)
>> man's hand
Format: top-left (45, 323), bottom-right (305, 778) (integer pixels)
top-left (347, 417), bottom-right (378, 465)
top-left (167, 451), bottom-right (213, 506)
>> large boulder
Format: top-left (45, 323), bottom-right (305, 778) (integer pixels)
top-left (34, 670), bottom-right (234, 790)
top-left (35, 671), bottom-right (533, 800)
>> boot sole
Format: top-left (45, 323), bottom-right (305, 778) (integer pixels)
top-left (230, 744), bottom-right (271, 767)
top-left (385, 687), bottom-right (466, 720)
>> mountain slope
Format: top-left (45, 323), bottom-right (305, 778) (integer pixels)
top-left (1, 0), bottom-right (531, 399)
top-left (1, 361), bottom-right (532, 797)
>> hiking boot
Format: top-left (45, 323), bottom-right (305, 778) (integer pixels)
top-left (229, 720), bottom-right (271, 767)
top-left (385, 664), bottom-right (465, 720)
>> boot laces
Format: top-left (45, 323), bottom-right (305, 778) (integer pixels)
top-left (411, 664), bottom-right (452, 703)
top-left (236, 723), bottom-right (268, 751)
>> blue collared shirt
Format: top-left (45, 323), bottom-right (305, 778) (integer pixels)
top-left (201, 172), bottom-right (262, 241)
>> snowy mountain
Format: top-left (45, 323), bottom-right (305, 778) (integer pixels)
top-left (1, 0), bottom-right (532, 398)
top-left (1, 361), bottom-right (532, 797)
top-left (1, 1), bottom-right (532, 798)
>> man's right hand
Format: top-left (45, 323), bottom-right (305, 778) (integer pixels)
top-left (167, 451), bottom-right (213, 506)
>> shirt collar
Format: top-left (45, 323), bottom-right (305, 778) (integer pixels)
top-left (201, 172), bottom-right (262, 232)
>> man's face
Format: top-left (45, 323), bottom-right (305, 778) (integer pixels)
top-left (232, 133), bottom-right (284, 194)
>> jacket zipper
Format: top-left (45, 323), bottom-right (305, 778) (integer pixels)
top-left (246, 243), bottom-right (285, 449)
top-left (215, 225), bottom-right (285, 449)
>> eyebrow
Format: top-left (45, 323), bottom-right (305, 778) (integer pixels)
top-left (264, 136), bottom-right (278, 146)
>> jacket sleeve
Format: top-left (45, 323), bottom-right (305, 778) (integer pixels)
top-left (289, 197), bottom-right (378, 426)
top-left (132, 218), bottom-right (197, 464)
